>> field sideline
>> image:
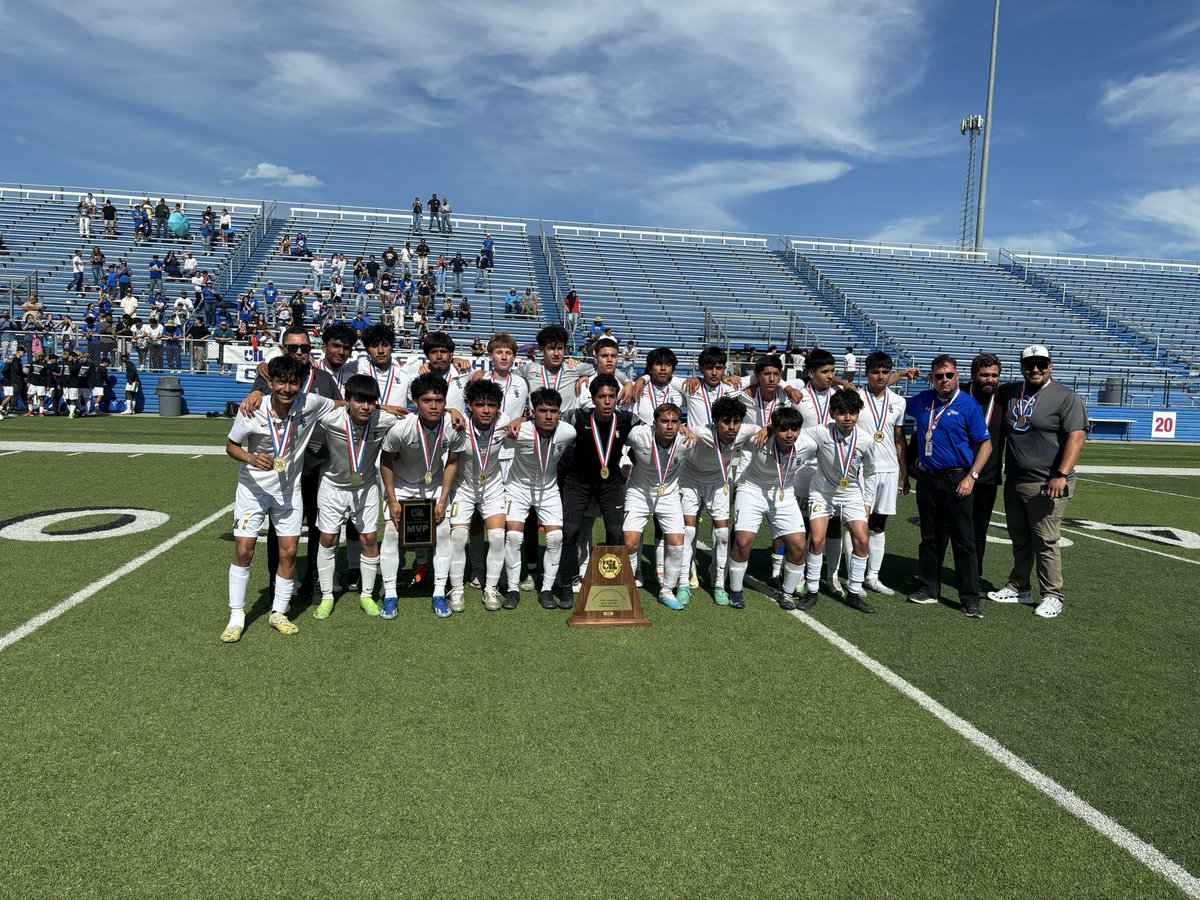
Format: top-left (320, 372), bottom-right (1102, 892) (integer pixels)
top-left (1, 416), bottom-right (1197, 898)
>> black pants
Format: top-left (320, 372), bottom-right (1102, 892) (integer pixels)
top-left (267, 467), bottom-right (321, 594)
top-left (972, 481), bottom-right (999, 577)
top-left (558, 473), bottom-right (626, 589)
top-left (915, 469), bottom-right (979, 604)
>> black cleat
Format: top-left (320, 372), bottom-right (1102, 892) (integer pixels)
top-left (345, 568), bottom-right (362, 593)
top-left (845, 592), bottom-right (876, 614)
top-left (728, 590), bottom-right (745, 609)
top-left (502, 590), bottom-right (520, 610)
top-left (776, 591), bottom-right (797, 611)
top-left (556, 588), bottom-right (574, 610)
top-left (907, 588), bottom-right (938, 605)
top-left (538, 590), bottom-right (558, 610)
top-left (796, 591), bottom-right (819, 611)
top-left (963, 600), bottom-right (983, 619)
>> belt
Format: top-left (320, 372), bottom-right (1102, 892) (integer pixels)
top-left (926, 466), bottom-right (969, 479)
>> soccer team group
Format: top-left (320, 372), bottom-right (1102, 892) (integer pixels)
top-left (220, 322), bottom-right (964, 642)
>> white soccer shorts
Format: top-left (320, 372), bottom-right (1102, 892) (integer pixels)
top-left (807, 490), bottom-right (869, 524)
top-left (449, 476), bottom-right (506, 524)
top-left (65, 387), bottom-right (81, 401)
top-left (316, 479), bottom-right (381, 535)
top-left (733, 486), bottom-right (806, 539)
top-left (505, 483), bottom-right (564, 527)
top-left (681, 480), bottom-right (732, 522)
top-left (870, 470), bottom-right (899, 516)
top-left (623, 487), bottom-right (685, 536)
top-left (232, 481), bottom-right (304, 537)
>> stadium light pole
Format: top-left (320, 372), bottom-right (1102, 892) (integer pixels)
top-left (974, 0), bottom-right (1000, 254)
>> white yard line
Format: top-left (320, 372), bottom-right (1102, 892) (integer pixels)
top-left (744, 573), bottom-right (1200, 898)
top-left (0, 441), bottom-right (222, 456)
top-left (0, 503), bottom-right (234, 654)
top-left (1078, 476), bottom-right (1200, 501)
top-left (1076, 466), bottom-right (1200, 476)
top-left (0, 450), bottom-right (21, 457)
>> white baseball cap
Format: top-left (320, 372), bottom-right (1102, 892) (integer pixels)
top-left (1020, 344), bottom-right (1051, 361)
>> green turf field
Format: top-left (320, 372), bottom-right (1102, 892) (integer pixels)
top-left (1, 417), bottom-right (1197, 898)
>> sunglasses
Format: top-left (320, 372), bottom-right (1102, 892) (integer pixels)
top-left (932, 372), bottom-right (958, 381)
top-left (283, 343), bottom-right (312, 354)
top-left (1022, 360), bottom-right (1050, 370)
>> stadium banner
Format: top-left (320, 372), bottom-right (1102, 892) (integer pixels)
top-left (1151, 410), bottom-right (1177, 440)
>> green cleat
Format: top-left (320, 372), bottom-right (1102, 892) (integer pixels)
top-left (313, 597), bottom-right (335, 620)
top-left (713, 588), bottom-right (730, 606)
top-left (359, 595), bottom-right (381, 616)
top-left (675, 586), bottom-right (691, 605)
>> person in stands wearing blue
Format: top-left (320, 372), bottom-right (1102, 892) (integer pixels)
top-left (147, 255), bottom-right (164, 295)
top-left (262, 280), bottom-right (278, 311)
top-left (292, 230), bottom-right (312, 257)
top-left (903, 354), bottom-right (992, 618)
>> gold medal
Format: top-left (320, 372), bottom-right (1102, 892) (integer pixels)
top-left (874, 430), bottom-right (884, 443)
top-left (925, 429), bottom-right (933, 444)
top-left (1017, 415), bottom-right (1028, 428)
top-left (600, 465), bottom-right (609, 480)
top-left (478, 472), bottom-right (487, 485)
top-left (722, 483), bottom-right (729, 495)
top-left (424, 471), bottom-right (433, 485)
top-left (272, 456), bottom-right (286, 472)
top-left (349, 472), bottom-right (363, 486)
top-left (656, 484), bottom-right (665, 497)
top-left (838, 476), bottom-right (849, 489)
top-left (778, 489), bottom-right (786, 502)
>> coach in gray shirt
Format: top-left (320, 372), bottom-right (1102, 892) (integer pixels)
top-left (987, 345), bottom-right (1087, 619)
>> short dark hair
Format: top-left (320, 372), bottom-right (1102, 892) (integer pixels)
top-left (646, 347), bottom-right (678, 370)
top-left (343, 374), bottom-right (381, 403)
top-left (281, 325), bottom-right (309, 342)
top-left (830, 390), bottom-right (864, 415)
top-left (971, 352), bottom-right (1001, 376)
top-left (267, 354), bottom-right (307, 383)
top-left (698, 346), bottom-right (727, 369)
top-left (755, 354), bottom-right (783, 374)
top-left (589, 373), bottom-right (620, 397)
top-left (931, 354), bottom-right (958, 371)
top-left (529, 388), bottom-right (562, 409)
top-left (536, 325), bottom-right (569, 349)
top-left (464, 378), bottom-right (503, 405)
top-left (362, 323), bottom-right (395, 349)
top-left (410, 372), bottom-right (447, 400)
top-left (653, 402), bottom-right (683, 421)
top-left (593, 337), bottom-right (618, 353)
top-left (423, 330), bottom-right (455, 355)
top-left (710, 396), bottom-right (745, 423)
top-left (806, 348), bottom-right (836, 371)
top-left (865, 351), bottom-right (893, 372)
top-left (322, 322), bottom-right (357, 347)
top-left (771, 406), bottom-right (803, 431)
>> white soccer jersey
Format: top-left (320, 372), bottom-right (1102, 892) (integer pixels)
top-left (737, 435), bottom-right (805, 496)
top-left (228, 393), bottom-right (333, 496)
top-left (795, 424), bottom-right (878, 507)
top-left (316, 407), bottom-right (400, 489)
top-left (793, 383), bottom-right (840, 474)
top-left (625, 425), bottom-right (693, 495)
top-left (318, 359), bottom-right (354, 397)
top-left (503, 421), bottom-right (576, 490)
top-left (482, 370), bottom-right (530, 459)
top-left (357, 358), bottom-right (413, 410)
top-left (682, 424), bottom-right (760, 485)
top-left (738, 385), bottom-right (792, 429)
top-left (517, 361), bottom-right (595, 413)
top-left (855, 386), bottom-right (905, 474)
top-left (683, 378), bottom-right (737, 428)
top-left (626, 379), bottom-right (684, 426)
top-left (454, 414), bottom-right (510, 487)
top-left (382, 413), bottom-right (465, 486)
top-left (575, 369), bottom-right (629, 411)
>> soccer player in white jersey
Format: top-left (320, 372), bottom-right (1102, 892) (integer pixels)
top-left (515, 325), bottom-right (593, 415)
top-left (311, 374), bottom-right (401, 620)
top-left (623, 402), bottom-right (695, 610)
top-left (737, 354), bottom-right (793, 585)
top-left (727, 406), bottom-right (808, 610)
top-left (794, 389), bottom-right (878, 614)
top-left (379, 374), bottom-right (467, 619)
top-left (222, 354), bottom-right (336, 642)
top-left (501, 388), bottom-right (577, 609)
top-left (680, 396), bottom-right (760, 605)
top-left (855, 351), bottom-right (908, 595)
top-left (448, 379), bottom-right (510, 610)
top-left (357, 324), bottom-right (414, 417)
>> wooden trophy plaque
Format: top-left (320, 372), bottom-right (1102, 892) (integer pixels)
top-left (398, 499), bottom-right (436, 547)
top-left (567, 545), bottom-right (651, 628)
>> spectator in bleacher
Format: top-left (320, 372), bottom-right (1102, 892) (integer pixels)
top-left (435, 253), bottom-right (448, 295)
top-left (397, 271), bottom-right (413, 310)
top-left (187, 317), bottom-right (210, 372)
top-left (76, 198), bottom-right (92, 238)
top-left (400, 242), bottom-right (413, 278)
top-left (310, 255), bottom-right (326, 293)
top-left (68, 250), bottom-right (85, 296)
top-left (389, 291), bottom-right (405, 334)
top-left (102, 265), bottom-right (119, 300)
top-left (0, 230), bottom-right (8, 254)
top-left (1, 345), bottom-right (27, 417)
top-left (145, 254), bottom-right (163, 295)
top-left (504, 288), bottom-right (521, 315)
top-left (82, 315), bottom-right (101, 360)
top-left (353, 273), bottom-right (372, 312)
top-left (457, 297), bottom-right (472, 326)
top-left (440, 198), bottom-right (452, 234)
top-left (428, 194), bottom-right (441, 231)
top-left (292, 229), bottom-right (313, 257)
top-left (471, 336), bottom-right (485, 357)
top-left (411, 197), bottom-right (423, 233)
top-left (621, 339), bottom-right (638, 379)
top-left (130, 206), bottom-right (145, 245)
top-left (331, 252), bottom-right (346, 278)
top-left (843, 346), bottom-right (857, 382)
top-left (381, 245), bottom-right (398, 274)
top-left (415, 239), bottom-right (430, 277)
top-left (88, 246), bottom-right (105, 285)
top-left (21, 293), bottom-right (43, 318)
top-left (180, 252), bottom-right (197, 278)
top-left (481, 233), bottom-right (495, 267)
top-left (163, 318), bottom-right (183, 371)
top-left (563, 289), bottom-right (581, 344)
top-left (438, 296), bottom-right (454, 324)
top-left (174, 290), bottom-right (195, 324)
top-left (589, 316), bottom-right (605, 340)
top-left (350, 309), bottom-right (369, 336)
top-left (114, 318), bottom-right (134, 360)
top-left (153, 199), bottom-right (170, 240)
top-left (199, 218), bottom-right (216, 252)
top-left (330, 274), bottom-right (345, 315)
top-left (474, 251), bottom-right (489, 291)
top-left (101, 199), bottom-right (117, 237)
top-left (98, 313), bottom-right (115, 362)
top-left (191, 270), bottom-right (206, 305)
top-left (219, 208), bottom-right (233, 243)
top-left (289, 290), bottom-right (307, 327)
top-left (450, 251), bottom-right (466, 295)
top-left (117, 259), bottom-right (133, 295)
top-left (201, 205), bottom-right (215, 230)
top-left (522, 287), bottom-right (539, 317)
top-left (379, 269), bottom-right (394, 297)
top-left (211, 318), bottom-right (234, 373)
top-left (143, 316), bottom-right (165, 369)
top-left (365, 254), bottom-right (380, 285)
top-left (238, 292), bottom-right (258, 325)
top-left (416, 275), bottom-right (433, 314)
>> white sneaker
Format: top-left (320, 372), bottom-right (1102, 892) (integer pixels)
top-left (468, 576), bottom-right (483, 589)
top-left (634, 571), bottom-right (643, 589)
top-left (482, 586), bottom-right (502, 611)
top-left (448, 587), bottom-right (465, 613)
top-left (571, 576), bottom-right (583, 594)
top-left (1034, 596), bottom-right (1063, 618)
top-left (519, 574), bottom-right (536, 592)
top-left (863, 577), bottom-right (894, 596)
top-left (689, 562), bottom-right (699, 589)
top-left (987, 585), bottom-right (1034, 604)
top-left (828, 573), bottom-right (844, 597)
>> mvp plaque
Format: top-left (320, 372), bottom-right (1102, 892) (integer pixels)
top-left (398, 499), bottom-right (436, 548)
top-left (567, 545), bottom-right (650, 628)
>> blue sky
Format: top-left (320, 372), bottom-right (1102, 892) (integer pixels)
top-left (3, 0), bottom-right (1200, 258)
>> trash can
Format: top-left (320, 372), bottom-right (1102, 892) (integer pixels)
top-left (1098, 375), bottom-right (1123, 406)
top-left (156, 376), bottom-right (183, 417)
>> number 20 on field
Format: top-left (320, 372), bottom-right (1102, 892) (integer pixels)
top-left (1151, 411), bottom-right (1177, 439)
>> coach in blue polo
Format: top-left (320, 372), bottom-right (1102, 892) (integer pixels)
top-left (903, 354), bottom-right (992, 617)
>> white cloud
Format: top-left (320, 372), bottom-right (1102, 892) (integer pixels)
top-left (988, 229), bottom-right (1085, 254)
top-left (1100, 68), bottom-right (1200, 143)
top-left (242, 163), bottom-right (322, 189)
top-left (1122, 185), bottom-right (1200, 251)
top-left (862, 214), bottom-right (952, 246)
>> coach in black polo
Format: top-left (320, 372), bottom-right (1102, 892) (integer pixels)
top-left (904, 354), bottom-right (992, 617)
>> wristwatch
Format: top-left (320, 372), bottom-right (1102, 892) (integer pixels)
top-left (969, 470), bottom-right (979, 480)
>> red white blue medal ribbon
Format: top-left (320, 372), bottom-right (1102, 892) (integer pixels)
top-left (808, 385), bottom-right (830, 424)
top-left (375, 363), bottom-right (396, 406)
top-left (591, 413), bottom-right (615, 470)
top-left (268, 405), bottom-right (295, 462)
top-left (866, 388), bottom-right (888, 434)
top-left (345, 416), bottom-right (368, 478)
top-left (535, 428), bottom-right (554, 481)
top-left (469, 422), bottom-right (494, 481)
top-left (757, 388), bottom-right (777, 426)
top-left (419, 418), bottom-right (444, 475)
top-left (832, 423), bottom-right (857, 487)
top-left (774, 441), bottom-right (795, 494)
top-left (925, 387), bottom-right (960, 456)
top-left (653, 436), bottom-right (679, 487)
top-left (699, 381), bottom-right (722, 425)
top-left (303, 366), bottom-right (316, 393)
top-left (714, 436), bottom-right (732, 485)
top-left (541, 365), bottom-right (563, 392)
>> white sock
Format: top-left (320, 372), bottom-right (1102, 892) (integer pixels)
top-left (842, 530), bottom-right (853, 576)
top-left (316, 542), bottom-right (337, 598)
top-left (680, 525), bottom-right (697, 587)
top-left (712, 527), bottom-right (730, 588)
top-left (848, 553), bottom-right (868, 594)
top-left (505, 531), bottom-right (524, 589)
top-left (542, 530), bottom-right (563, 592)
top-left (228, 563), bottom-right (250, 610)
top-left (579, 526), bottom-right (593, 570)
top-left (226, 607), bottom-right (245, 630)
top-left (469, 530), bottom-right (485, 581)
top-left (360, 554), bottom-right (379, 598)
top-left (433, 520), bottom-right (452, 594)
top-left (728, 558), bottom-right (748, 592)
top-left (449, 527), bottom-right (469, 588)
top-left (782, 560), bottom-right (805, 595)
top-left (381, 520), bottom-right (400, 595)
top-left (347, 537), bottom-right (362, 570)
top-left (805, 551), bottom-right (823, 594)
top-left (771, 547), bottom-right (784, 577)
top-left (655, 538), bottom-right (665, 574)
top-left (272, 574), bottom-right (293, 615)
top-left (867, 530), bottom-right (886, 579)
top-left (486, 528), bottom-right (506, 588)
top-left (664, 543), bottom-right (682, 593)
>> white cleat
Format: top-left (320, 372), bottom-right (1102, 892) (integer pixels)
top-left (688, 561), bottom-right (699, 589)
top-left (519, 574), bottom-right (536, 592)
top-left (828, 573), bottom-right (844, 597)
top-left (863, 577), bottom-right (895, 596)
top-left (482, 586), bottom-right (502, 611)
top-left (448, 587), bottom-right (466, 613)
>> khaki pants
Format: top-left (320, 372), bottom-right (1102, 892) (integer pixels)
top-left (1003, 479), bottom-right (1071, 599)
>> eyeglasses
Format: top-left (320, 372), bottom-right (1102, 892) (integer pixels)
top-left (283, 343), bottom-right (312, 354)
top-left (931, 372), bottom-right (957, 381)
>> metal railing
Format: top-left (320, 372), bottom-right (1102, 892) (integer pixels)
top-left (216, 200), bottom-right (277, 294)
